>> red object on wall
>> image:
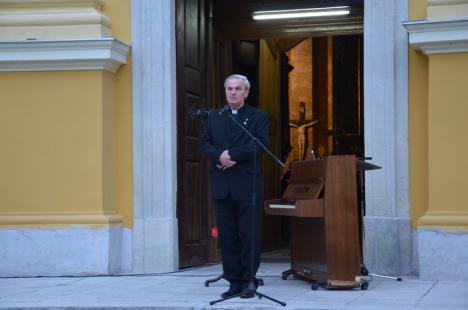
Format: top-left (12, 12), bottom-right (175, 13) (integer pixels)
top-left (211, 227), bottom-right (218, 238)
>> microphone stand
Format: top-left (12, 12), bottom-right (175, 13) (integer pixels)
top-left (209, 110), bottom-right (286, 307)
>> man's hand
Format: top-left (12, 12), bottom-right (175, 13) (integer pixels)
top-left (218, 150), bottom-right (236, 170)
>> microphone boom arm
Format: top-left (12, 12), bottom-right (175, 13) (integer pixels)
top-left (224, 110), bottom-right (285, 168)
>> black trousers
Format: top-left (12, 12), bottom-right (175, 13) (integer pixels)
top-left (213, 191), bottom-right (262, 286)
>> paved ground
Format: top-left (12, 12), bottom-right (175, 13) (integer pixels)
top-left (1, 262), bottom-right (468, 310)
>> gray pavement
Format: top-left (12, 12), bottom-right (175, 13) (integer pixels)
top-left (1, 262), bottom-right (467, 310)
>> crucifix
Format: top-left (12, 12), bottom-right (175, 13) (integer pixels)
top-left (289, 101), bottom-right (318, 160)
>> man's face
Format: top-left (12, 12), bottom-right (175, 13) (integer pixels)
top-left (225, 78), bottom-right (249, 109)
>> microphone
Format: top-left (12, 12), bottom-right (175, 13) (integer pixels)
top-left (189, 107), bottom-right (210, 120)
top-left (218, 105), bottom-right (229, 115)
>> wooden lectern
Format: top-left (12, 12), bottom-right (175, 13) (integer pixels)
top-left (264, 155), bottom-right (380, 289)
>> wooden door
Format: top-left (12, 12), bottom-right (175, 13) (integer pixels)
top-left (312, 36), bottom-right (334, 157)
top-left (332, 35), bottom-right (363, 157)
top-left (258, 39), bottom-right (282, 250)
top-left (312, 35), bottom-right (363, 157)
top-left (176, 0), bottom-right (211, 268)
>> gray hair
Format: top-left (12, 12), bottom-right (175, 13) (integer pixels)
top-left (224, 74), bottom-right (250, 90)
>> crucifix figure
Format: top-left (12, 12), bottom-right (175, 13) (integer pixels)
top-left (289, 101), bottom-right (318, 160)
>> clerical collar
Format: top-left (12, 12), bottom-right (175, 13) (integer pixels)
top-left (230, 104), bottom-right (246, 115)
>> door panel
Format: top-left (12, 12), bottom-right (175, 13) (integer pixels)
top-left (176, 0), bottom-right (210, 268)
top-left (312, 37), bottom-right (333, 157)
top-left (258, 39), bottom-right (282, 250)
top-left (332, 35), bottom-right (363, 157)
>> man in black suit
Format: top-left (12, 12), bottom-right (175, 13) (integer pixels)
top-left (198, 74), bottom-right (269, 299)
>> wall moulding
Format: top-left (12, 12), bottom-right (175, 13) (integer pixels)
top-left (428, 0), bottom-right (468, 4)
top-left (0, 38), bottom-right (130, 72)
top-left (427, 0), bottom-right (468, 20)
top-left (418, 210), bottom-right (468, 228)
top-left (403, 17), bottom-right (468, 54)
top-left (0, 210), bottom-right (122, 227)
top-left (0, 0), bottom-right (110, 40)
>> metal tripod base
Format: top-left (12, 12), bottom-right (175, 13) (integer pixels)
top-left (209, 290), bottom-right (286, 306)
top-left (204, 273), bottom-right (265, 287)
top-left (370, 273), bottom-right (403, 281)
top-left (361, 264), bottom-right (403, 282)
top-left (209, 281), bottom-right (286, 306)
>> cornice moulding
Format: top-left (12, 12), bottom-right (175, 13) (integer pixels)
top-left (0, 0), bottom-right (110, 39)
top-left (418, 210), bottom-right (468, 228)
top-left (427, 0), bottom-right (468, 5)
top-left (0, 38), bottom-right (130, 72)
top-left (403, 17), bottom-right (468, 54)
top-left (0, 210), bottom-right (122, 227)
top-left (0, 0), bottom-right (104, 4)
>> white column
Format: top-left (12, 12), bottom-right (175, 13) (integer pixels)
top-left (363, 0), bottom-right (412, 275)
top-left (131, 0), bottom-right (178, 273)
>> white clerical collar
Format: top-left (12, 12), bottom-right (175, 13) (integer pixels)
top-left (231, 109), bottom-right (238, 114)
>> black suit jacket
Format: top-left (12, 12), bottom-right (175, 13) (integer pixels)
top-left (198, 104), bottom-right (269, 201)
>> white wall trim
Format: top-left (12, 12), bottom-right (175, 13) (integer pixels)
top-left (363, 0), bottom-right (412, 275)
top-left (428, 0), bottom-right (468, 5)
top-left (0, 38), bottom-right (129, 72)
top-left (0, 226), bottom-right (129, 277)
top-left (131, 0), bottom-right (179, 273)
top-left (418, 228), bottom-right (468, 280)
top-left (403, 18), bottom-right (468, 54)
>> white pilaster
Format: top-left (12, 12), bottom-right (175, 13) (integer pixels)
top-left (363, 0), bottom-right (411, 275)
top-left (131, 0), bottom-right (179, 273)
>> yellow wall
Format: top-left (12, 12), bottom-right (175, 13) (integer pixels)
top-left (103, 0), bottom-right (131, 43)
top-left (409, 0), bottom-right (468, 230)
top-left (409, 0), bottom-right (428, 229)
top-left (0, 71), bottom-right (106, 214)
top-left (112, 58), bottom-right (133, 228)
top-left (428, 54), bottom-right (468, 215)
top-left (0, 0), bottom-right (133, 228)
top-left (104, 0), bottom-right (133, 228)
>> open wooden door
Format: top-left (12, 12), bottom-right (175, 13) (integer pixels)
top-left (258, 39), bottom-right (283, 250)
top-left (312, 35), bottom-right (363, 157)
top-left (176, 0), bottom-right (212, 268)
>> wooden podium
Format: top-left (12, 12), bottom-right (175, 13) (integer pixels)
top-left (264, 155), bottom-right (380, 289)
